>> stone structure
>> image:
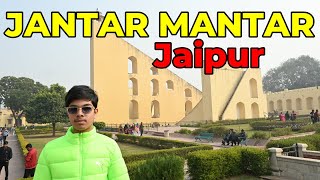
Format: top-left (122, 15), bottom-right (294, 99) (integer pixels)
top-left (0, 108), bottom-right (27, 127)
top-left (91, 21), bottom-right (202, 124)
top-left (269, 143), bottom-right (320, 180)
top-left (266, 86), bottom-right (320, 116)
top-left (90, 19), bottom-right (267, 124)
top-left (180, 68), bottom-right (267, 124)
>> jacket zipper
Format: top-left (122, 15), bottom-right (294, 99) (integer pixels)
top-left (80, 133), bottom-right (83, 180)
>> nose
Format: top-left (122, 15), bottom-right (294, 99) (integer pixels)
top-left (76, 108), bottom-right (84, 117)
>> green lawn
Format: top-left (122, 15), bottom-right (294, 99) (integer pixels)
top-left (24, 133), bottom-right (154, 157)
top-left (24, 133), bottom-right (65, 157)
top-left (118, 142), bottom-right (154, 156)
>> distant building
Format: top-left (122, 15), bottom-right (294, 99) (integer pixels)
top-left (0, 108), bottom-right (27, 127)
top-left (266, 86), bottom-right (320, 115)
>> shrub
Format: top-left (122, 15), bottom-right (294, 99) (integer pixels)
top-left (200, 118), bottom-right (265, 128)
top-left (180, 123), bottom-right (201, 127)
top-left (298, 123), bottom-right (320, 133)
top-left (16, 129), bottom-right (29, 155)
top-left (251, 131), bottom-right (268, 139)
top-left (116, 134), bottom-right (199, 149)
top-left (19, 129), bottom-right (53, 135)
top-left (93, 122), bottom-right (106, 130)
top-left (129, 155), bottom-right (184, 180)
top-left (266, 134), bottom-right (320, 150)
top-left (192, 126), bottom-right (228, 137)
top-left (126, 160), bottom-right (146, 179)
top-left (271, 127), bottom-right (292, 137)
top-left (207, 126), bottom-right (229, 137)
top-left (124, 145), bottom-right (212, 163)
top-left (99, 132), bottom-right (113, 138)
top-left (191, 128), bottom-right (207, 135)
top-left (175, 128), bottom-right (192, 134)
top-left (187, 147), bottom-right (270, 180)
top-left (250, 119), bottom-right (310, 131)
top-left (241, 148), bottom-right (270, 176)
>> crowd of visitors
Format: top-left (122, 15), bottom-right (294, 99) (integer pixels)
top-left (279, 111), bottom-right (297, 122)
top-left (119, 122), bottom-right (144, 136)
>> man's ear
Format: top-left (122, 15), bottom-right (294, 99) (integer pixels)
top-left (94, 108), bottom-right (98, 114)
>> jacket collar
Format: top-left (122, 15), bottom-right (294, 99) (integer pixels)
top-left (65, 126), bottom-right (97, 144)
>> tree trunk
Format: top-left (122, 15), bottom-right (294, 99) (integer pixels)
top-left (10, 108), bottom-right (18, 126)
top-left (52, 122), bottom-right (56, 137)
top-left (10, 109), bottom-right (24, 127)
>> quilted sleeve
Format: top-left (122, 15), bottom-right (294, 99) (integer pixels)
top-left (33, 147), bottom-right (52, 180)
top-left (107, 142), bottom-right (130, 180)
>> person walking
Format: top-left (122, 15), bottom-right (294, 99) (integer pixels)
top-left (23, 143), bottom-right (38, 178)
top-left (0, 141), bottom-right (12, 180)
top-left (2, 128), bottom-right (9, 144)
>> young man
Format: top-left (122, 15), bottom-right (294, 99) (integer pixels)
top-left (23, 143), bottom-right (38, 178)
top-left (238, 129), bottom-right (247, 146)
top-left (34, 85), bottom-right (129, 180)
top-left (0, 141), bottom-right (12, 180)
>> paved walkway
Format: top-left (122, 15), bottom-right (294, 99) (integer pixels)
top-left (0, 134), bottom-right (25, 180)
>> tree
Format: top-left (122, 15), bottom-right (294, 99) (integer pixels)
top-left (93, 122), bottom-right (106, 130)
top-left (25, 84), bottom-right (68, 136)
top-left (0, 76), bottom-right (47, 126)
top-left (263, 55), bottom-right (320, 92)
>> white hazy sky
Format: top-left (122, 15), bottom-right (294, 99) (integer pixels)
top-left (1, 0), bottom-right (320, 91)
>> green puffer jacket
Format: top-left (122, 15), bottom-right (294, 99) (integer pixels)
top-left (33, 126), bottom-right (129, 180)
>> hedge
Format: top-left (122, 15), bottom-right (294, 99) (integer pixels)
top-left (16, 129), bottom-right (29, 155)
top-left (127, 155), bottom-right (184, 180)
top-left (187, 147), bottom-right (270, 180)
top-left (124, 144), bottom-right (212, 164)
top-left (99, 132), bottom-right (113, 138)
top-left (250, 119), bottom-right (310, 131)
top-left (266, 134), bottom-right (320, 151)
top-left (201, 118), bottom-right (265, 128)
top-left (192, 126), bottom-right (229, 137)
top-left (116, 134), bottom-right (199, 149)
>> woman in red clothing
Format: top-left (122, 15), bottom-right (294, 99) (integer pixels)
top-left (23, 143), bottom-right (38, 178)
top-left (279, 112), bottom-right (286, 122)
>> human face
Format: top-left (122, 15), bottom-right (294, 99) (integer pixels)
top-left (67, 99), bottom-right (98, 133)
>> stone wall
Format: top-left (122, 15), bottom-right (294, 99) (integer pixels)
top-left (269, 143), bottom-right (320, 180)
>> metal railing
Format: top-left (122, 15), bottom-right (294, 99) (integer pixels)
top-left (281, 143), bottom-right (299, 157)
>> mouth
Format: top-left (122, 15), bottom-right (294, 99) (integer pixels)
top-left (74, 120), bottom-right (87, 124)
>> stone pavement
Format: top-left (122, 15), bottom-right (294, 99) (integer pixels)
top-left (0, 134), bottom-right (25, 180)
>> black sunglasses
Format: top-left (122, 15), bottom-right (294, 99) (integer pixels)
top-left (66, 106), bottom-right (95, 114)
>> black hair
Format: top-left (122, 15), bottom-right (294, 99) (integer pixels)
top-left (26, 143), bottom-right (32, 148)
top-left (65, 85), bottom-right (98, 108)
top-left (4, 141), bottom-right (8, 145)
